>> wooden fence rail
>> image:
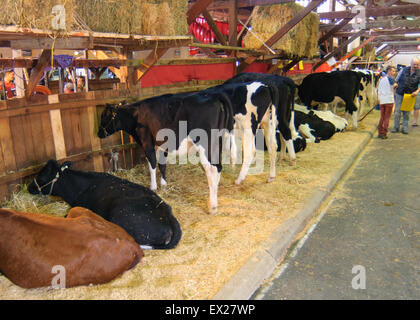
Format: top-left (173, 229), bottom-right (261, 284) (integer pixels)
top-left (0, 79), bottom-right (224, 201)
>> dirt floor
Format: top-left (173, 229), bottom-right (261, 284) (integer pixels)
top-left (0, 110), bottom-right (380, 300)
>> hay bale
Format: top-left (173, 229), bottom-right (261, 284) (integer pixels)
top-left (0, 0), bottom-right (77, 31)
top-left (243, 3), bottom-right (319, 58)
top-left (75, 0), bottom-right (188, 35)
top-left (0, 0), bottom-right (188, 35)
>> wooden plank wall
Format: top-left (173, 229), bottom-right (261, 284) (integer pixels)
top-left (0, 79), bottom-right (224, 202)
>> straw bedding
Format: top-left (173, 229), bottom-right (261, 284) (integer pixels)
top-left (0, 111), bottom-right (380, 299)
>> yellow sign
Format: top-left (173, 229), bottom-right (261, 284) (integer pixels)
top-left (400, 94), bottom-right (416, 112)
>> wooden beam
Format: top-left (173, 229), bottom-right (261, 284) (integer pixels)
top-left (331, 36), bottom-right (377, 68)
top-left (10, 38), bottom-right (91, 50)
top-left (280, 57), bottom-right (302, 75)
top-left (205, 0), bottom-right (294, 10)
top-left (133, 47), bottom-right (169, 85)
top-left (187, 0), bottom-right (214, 25)
top-left (202, 10), bottom-right (227, 45)
top-left (335, 28), bottom-right (420, 37)
top-left (238, 0), bottom-right (325, 73)
top-left (312, 29), bottom-right (365, 71)
top-left (25, 49), bottom-right (51, 99)
top-left (318, 15), bottom-right (356, 45)
top-left (318, 4), bottom-right (420, 20)
top-left (191, 36), bottom-right (219, 57)
top-left (228, 0), bottom-right (238, 47)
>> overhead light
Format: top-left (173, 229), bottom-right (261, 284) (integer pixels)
top-left (405, 33), bottom-right (420, 37)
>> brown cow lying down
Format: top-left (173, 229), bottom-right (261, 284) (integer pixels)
top-left (0, 207), bottom-right (143, 289)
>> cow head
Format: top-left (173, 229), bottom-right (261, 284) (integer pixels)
top-left (28, 160), bottom-right (72, 196)
top-left (293, 135), bottom-right (307, 152)
top-left (97, 103), bottom-right (123, 138)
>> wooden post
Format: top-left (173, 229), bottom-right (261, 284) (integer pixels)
top-left (12, 50), bottom-right (25, 98)
top-left (228, 0), bottom-right (238, 47)
top-left (87, 105), bottom-right (104, 172)
top-left (48, 99), bottom-right (67, 160)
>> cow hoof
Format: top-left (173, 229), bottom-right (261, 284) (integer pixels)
top-left (267, 176), bottom-right (275, 183)
top-left (235, 179), bottom-right (242, 185)
top-left (289, 160), bottom-right (296, 166)
top-left (209, 207), bottom-right (217, 215)
top-left (160, 179), bottom-right (167, 187)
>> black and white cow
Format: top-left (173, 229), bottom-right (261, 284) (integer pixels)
top-left (27, 160), bottom-right (181, 249)
top-left (98, 90), bottom-right (234, 214)
top-left (202, 81), bottom-right (278, 185)
top-left (294, 104), bottom-right (348, 143)
top-left (224, 72), bottom-right (306, 165)
top-left (354, 69), bottom-right (379, 114)
top-left (298, 71), bottom-right (362, 128)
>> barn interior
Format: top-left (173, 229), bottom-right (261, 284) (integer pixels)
top-left (0, 0), bottom-right (419, 300)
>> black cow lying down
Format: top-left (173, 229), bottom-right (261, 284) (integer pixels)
top-left (224, 72), bottom-right (306, 164)
top-left (294, 105), bottom-right (348, 143)
top-left (98, 90), bottom-right (233, 214)
top-left (28, 160), bottom-right (181, 249)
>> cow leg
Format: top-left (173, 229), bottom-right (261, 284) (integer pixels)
top-left (145, 149), bottom-right (158, 191)
top-left (261, 106), bottom-right (278, 182)
top-left (278, 114), bottom-right (296, 166)
top-left (235, 128), bottom-right (255, 185)
top-left (157, 149), bottom-right (168, 187)
top-left (197, 144), bottom-right (220, 214)
top-left (230, 131), bottom-right (237, 169)
top-left (278, 132), bottom-right (287, 163)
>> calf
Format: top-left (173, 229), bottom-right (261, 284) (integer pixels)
top-left (202, 81), bottom-right (278, 184)
top-left (28, 160), bottom-right (181, 249)
top-left (295, 104), bottom-right (348, 142)
top-left (224, 72), bottom-right (306, 164)
top-left (98, 90), bottom-right (233, 214)
top-left (0, 207), bottom-right (142, 289)
top-left (354, 69), bottom-right (379, 114)
top-left (298, 71), bottom-right (362, 128)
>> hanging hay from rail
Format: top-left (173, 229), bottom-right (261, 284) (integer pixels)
top-left (243, 3), bottom-right (319, 58)
top-left (0, 0), bottom-right (189, 35)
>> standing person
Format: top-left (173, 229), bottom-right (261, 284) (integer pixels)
top-left (412, 84), bottom-right (420, 127)
top-left (392, 57), bottom-right (420, 134)
top-left (377, 66), bottom-right (397, 139)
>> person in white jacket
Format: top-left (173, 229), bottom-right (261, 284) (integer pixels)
top-left (377, 66), bottom-right (397, 139)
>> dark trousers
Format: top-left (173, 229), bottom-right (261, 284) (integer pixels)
top-left (378, 103), bottom-right (394, 136)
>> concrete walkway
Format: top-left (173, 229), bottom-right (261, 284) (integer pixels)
top-left (253, 125), bottom-right (420, 300)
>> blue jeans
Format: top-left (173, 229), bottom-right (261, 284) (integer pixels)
top-left (394, 93), bottom-right (410, 132)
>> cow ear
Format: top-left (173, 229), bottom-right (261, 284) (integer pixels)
top-left (60, 161), bottom-right (72, 172)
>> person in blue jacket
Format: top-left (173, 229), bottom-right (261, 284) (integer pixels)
top-left (392, 57), bottom-right (420, 134)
